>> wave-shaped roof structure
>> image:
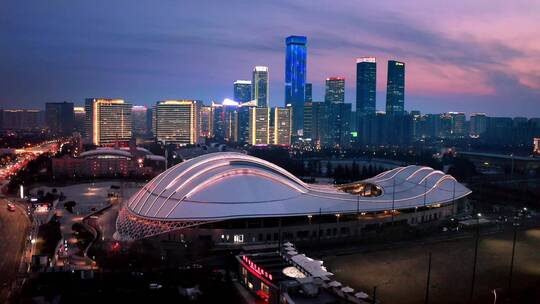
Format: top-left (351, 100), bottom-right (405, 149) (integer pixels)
top-left (116, 152), bottom-right (471, 240)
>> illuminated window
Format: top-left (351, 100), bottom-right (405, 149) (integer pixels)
top-left (234, 234), bottom-right (244, 243)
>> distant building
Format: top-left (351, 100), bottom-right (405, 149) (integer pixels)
top-left (45, 102), bottom-right (74, 135)
top-left (154, 100), bottom-right (201, 145)
top-left (200, 106), bottom-right (214, 138)
top-left (212, 99), bottom-right (241, 143)
top-left (271, 107), bottom-right (292, 146)
top-left (73, 106), bottom-right (86, 134)
top-left (386, 60), bottom-right (405, 115)
top-left (52, 145), bottom-right (164, 178)
top-left (303, 102), bottom-right (327, 145)
top-left (470, 113), bottom-right (487, 137)
top-left (356, 57), bottom-right (377, 115)
top-left (305, 83), bottom-right (313, 102)
top-left (234, 80), bottom-right (252, 103)
top-left (252, 66), bottom-right (269, 108)
top-left (131, 105), bottom-right (148, 135)
top-left (0, 109), bottom-right (44, 131)
top-left (448, 112), bottom-right (466, 138)
top-left (249, 107), bottom-right (271, 145)
top-left (85, 98), bottom-right (132, 146)
top-left (357, 113), bottom-right (413, 146)
top-left (325, 102), bottom-right (351, 148)
top-left (324, 77), bottom-right (345, 104)
top-left (285, 36), bottom-right (307, 136)
top-left (534, 138), bottom-right (540, 155)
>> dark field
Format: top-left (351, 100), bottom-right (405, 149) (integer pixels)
top-left (326, 228), bottom-right (540, 304)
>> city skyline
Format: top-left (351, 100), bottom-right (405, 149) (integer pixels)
top-left (1, 1), bottom-right (540, 117)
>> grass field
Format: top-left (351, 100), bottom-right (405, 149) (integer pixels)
top-left (325, 228), bottom-right (540, 303)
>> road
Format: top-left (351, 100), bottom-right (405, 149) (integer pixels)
top-left (0, 199), bottom-right (30, 303)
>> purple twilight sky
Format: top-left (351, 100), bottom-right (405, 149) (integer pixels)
top-left (1, 0), bottom-right (539, 116)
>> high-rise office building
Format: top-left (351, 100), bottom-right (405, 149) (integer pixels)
top-left (0, 109), bottom-right (44, 131)
top-left (285, 35), bottom-right (307, 135)
top-left (74, 106), bottom-right (86, 134)
top-left (85, 98), bottom-right (132, 146)
top-left (534, 138), bottom-right (540, 155)
top-left (303, 102), bottom-right (327, 145)
top-left (252, 66), bottom-right (269, 108)
top-left (386, 60), bottom-right (405, 115)
top-left (356, 57), bottom-right (377, 115)
top-left (470, 113), bottom-right (487, 137)
top-left (212, 99), bottom-right (240, 143)
top-left (131, 105), bottom-right (148, 135)
top-left (45, 101), bottom-right (74, 135)
top-left (200, 106), bottom-right (214, 138)
top-left (326, 103), bottom-right (352, 148)
top-left (270, 107), bottom-right (292, 145)
top-left (448, 112), bottom-right (466, 137)
top-left (248, 107), bottom-right (270, 145)
top-left (154, 100), bottom-right (201, 145)
top-left (305, 83), bottom-right (313, 102)
top-left (324, 77), bottom-right (345, 104)
top-left (234, 80), bottom-right (252, 103)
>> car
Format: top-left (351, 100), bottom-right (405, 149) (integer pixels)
top-left (7, 203), bottom-right (16, 212)
top-left (149, 283), bottom-right (162, 290)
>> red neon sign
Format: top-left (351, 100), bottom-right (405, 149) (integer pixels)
top-left (242, 255), bottom-right (273, 281)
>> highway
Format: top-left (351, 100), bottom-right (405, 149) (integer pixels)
top-left (0, 199), bottom-right (30, 303)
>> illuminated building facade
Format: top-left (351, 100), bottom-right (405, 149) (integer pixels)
top-left (252, 66), bottom-right (269, 108)
top-left (116, 153), bottom-right (471, 242)
top-left (386, 60), bottom-right (405, 115)
top-left (271, 107), bottom-right (292, 146)
top-left (73, 106), bottom-right (86, 134)
top-left (84, 98), bottom-right (132, 146)
top-left (249, 107), bottom-right (271, 145)
top-left (200, 106), bottom-right (214, 138)
top-left (285, 36), bottom-right (307, 135)
top-left (154, 100), bottom-right (201, 145)
top-left (534, 138), bottom-right (540, 155)
top-left (324, 77), bottom-right (345, 104)
top-left (234, 80), bottom-right (252, 103)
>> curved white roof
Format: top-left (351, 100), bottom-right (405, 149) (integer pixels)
top-left (79, 148), bottom-right (132, 159)
top-left (122, 152), bottom-right (471, 222)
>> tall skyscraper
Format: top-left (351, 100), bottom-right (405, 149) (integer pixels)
top-left (448, 112), bottom-right (466, 137)
top-left (45, 101), bottom-right (74, 135)
top-left (0, 109), bottom-right (44, 131)
top-left (324, 77), bottom-right (345, 104)
top-left (154, 100), bottom-right (201, 145)
top-left (285, 35), bottom-right (307, 135)
top-left (85, 98), bottom-right (132, 146)
top-left (303, 102), bottom-right (327, 145)
top-left (305, 83), bottom-right (313, 102)
top-left (356, 57), bottom-right (377, 115)
top-left (386, 60), bottom-right (405, 115)
top-left (234, 80), bottom-right (252, 103)
top-left (252, 66), bottom-right (269, 107)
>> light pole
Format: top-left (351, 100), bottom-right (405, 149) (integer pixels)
top-left (508, 224), bottom-right (518, 295)
top-left (391, 177), bottom-right (396, 226)
top-left (424, 252), bottom-right (432, 304)
top-left (470, 213), bottom-right (482, 302)
top-left (492, 288), bottom-right (498, 304)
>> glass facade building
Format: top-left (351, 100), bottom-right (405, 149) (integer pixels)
top-left (252, 67), bottom-right (269, 108)
top-left (324, 77), bottom-right (345, 104)
top-left (234, 80), bottom-right (252, 103)
top-left (305, 83), bottom-right (313, 102)
top-left (285, 35), bottom-right (307, 135)
top-left (386, 60), bottom-right (405, 115)
top-left (356, 57), bottom-right (377, 115)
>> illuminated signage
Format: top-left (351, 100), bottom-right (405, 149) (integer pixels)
top-left (242, 255), bottom-right (273, 281)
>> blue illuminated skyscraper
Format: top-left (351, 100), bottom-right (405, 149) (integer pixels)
top-left (356, 57), bottom-right (377, 115)
top-left (285, 35), bottom-right (307, 135)
top-left (386, 60), bottom-right (405, 115)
